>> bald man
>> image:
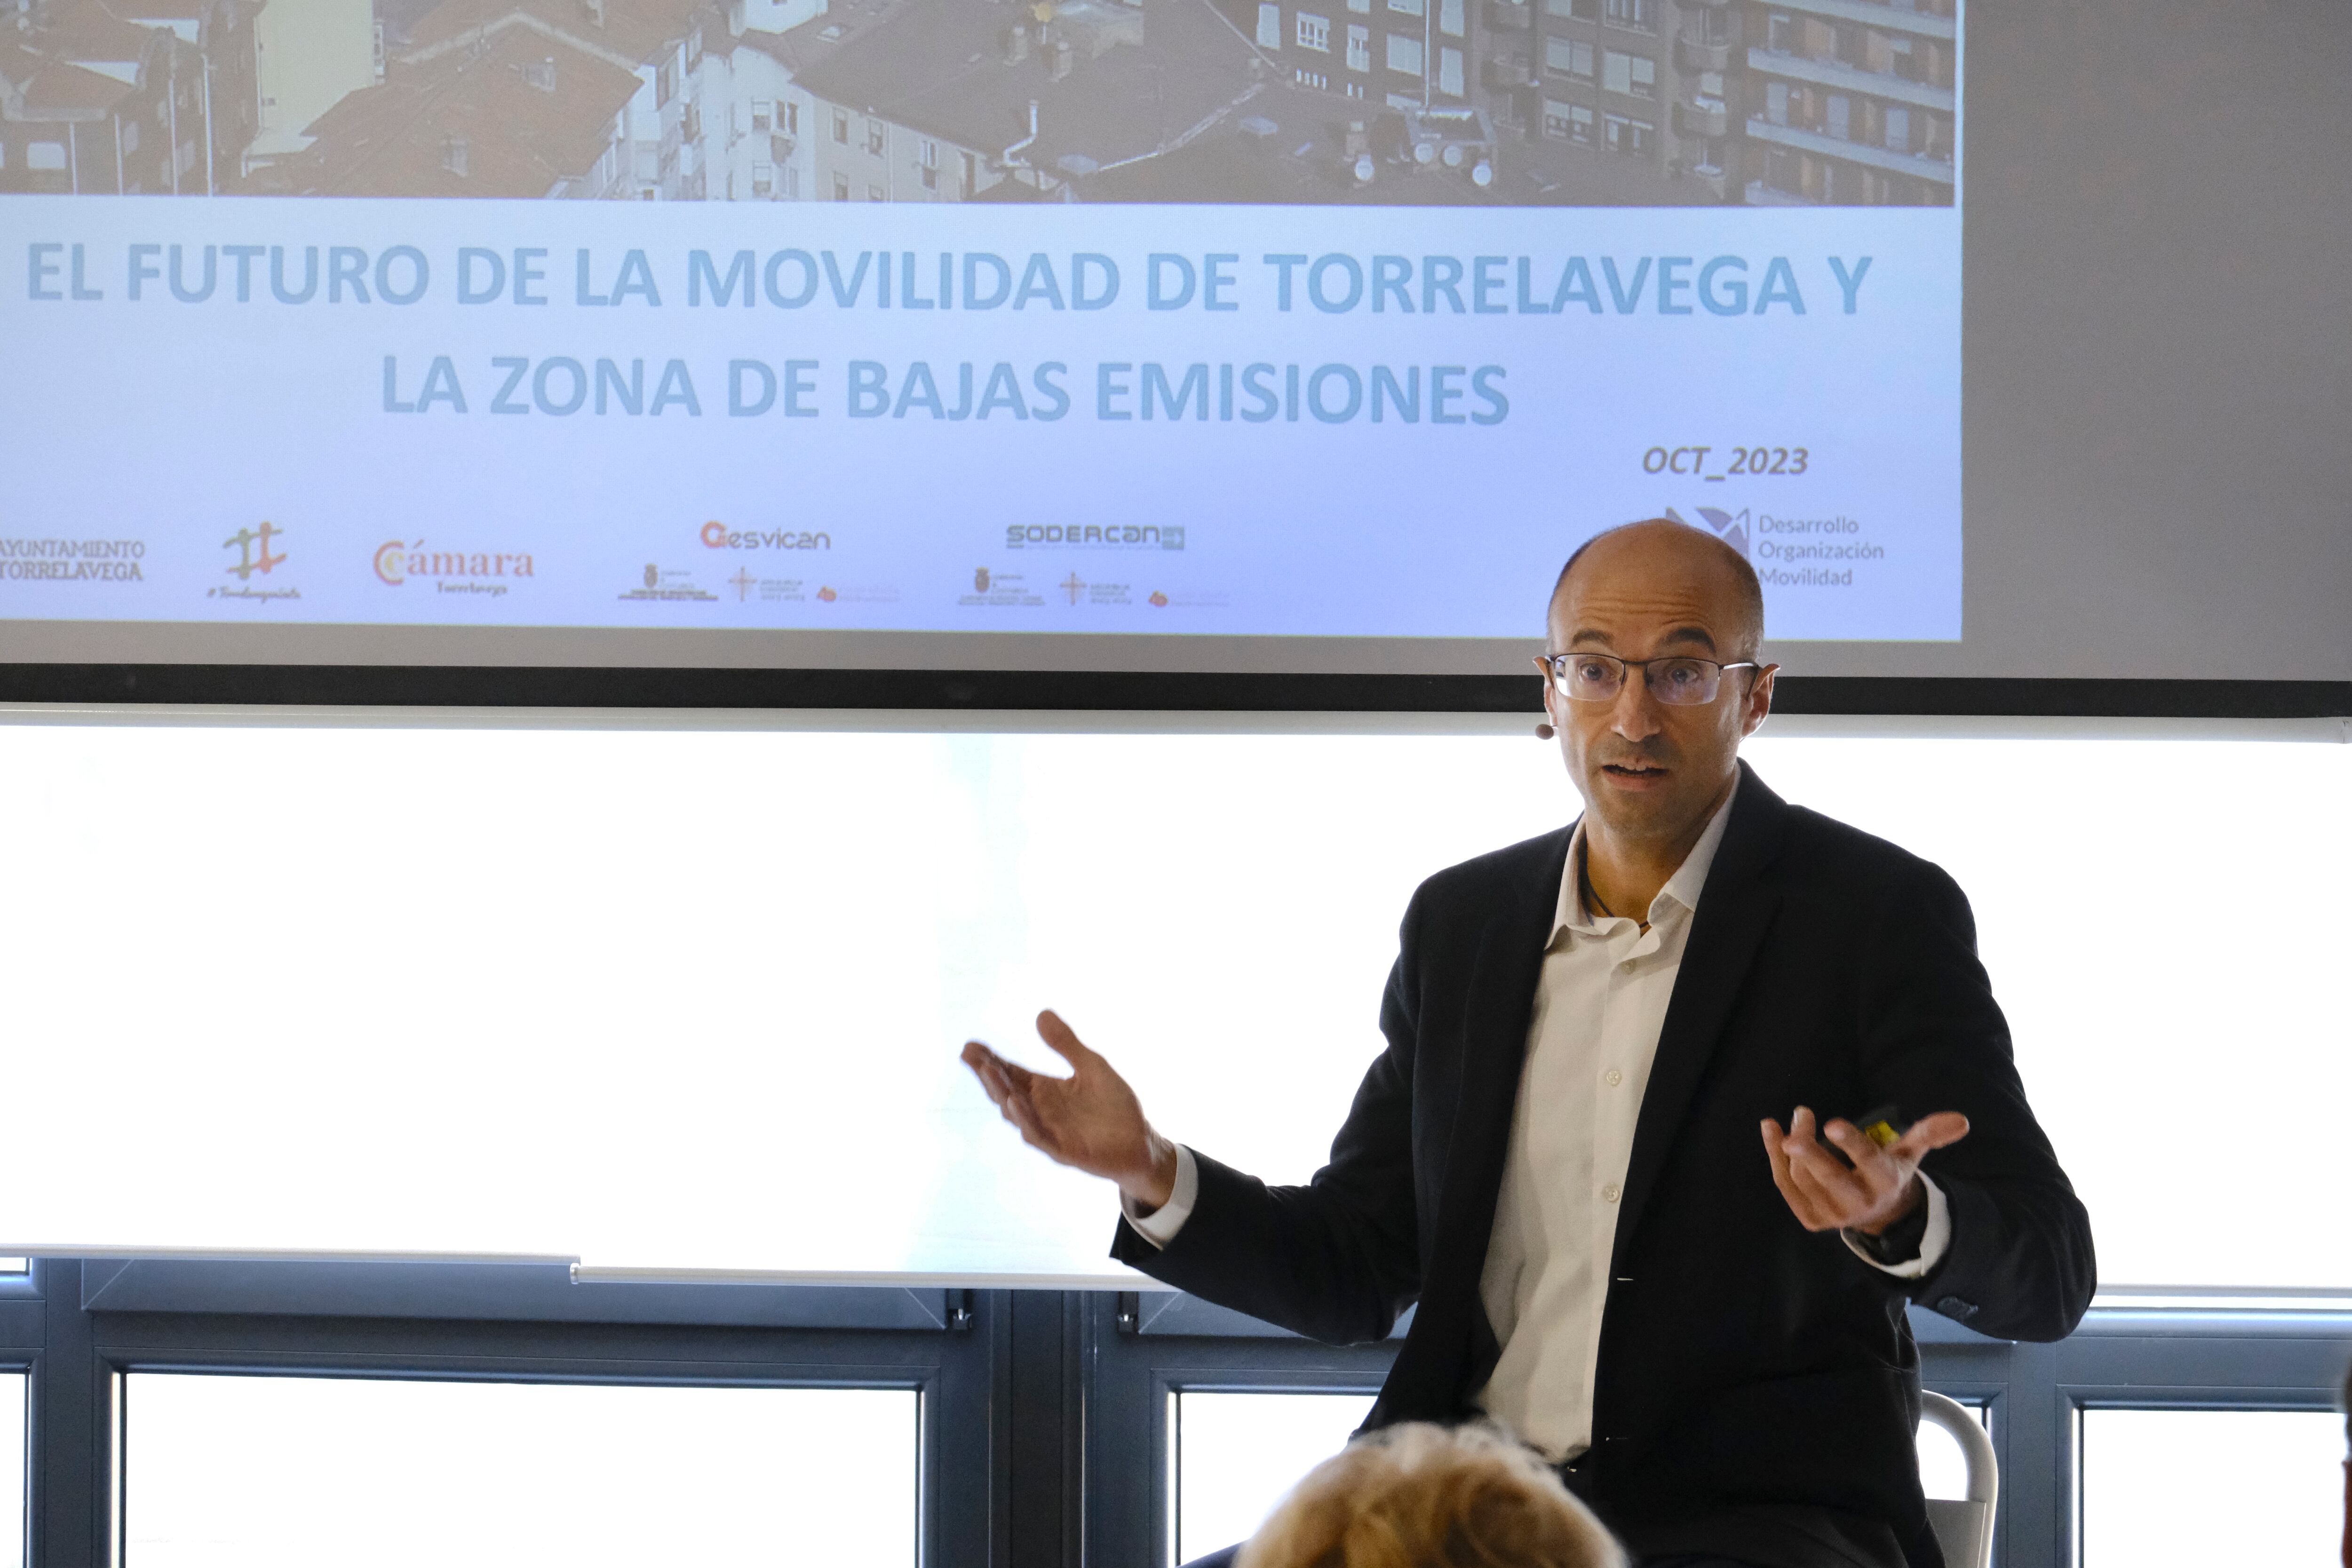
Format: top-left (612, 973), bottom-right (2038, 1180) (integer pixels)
top-left (966, 519), bottom-right (2095, 1568)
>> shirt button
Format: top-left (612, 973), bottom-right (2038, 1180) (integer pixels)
top-left (1601, 1183), bottom-right (1621, 1203)
top-left (1603, 1069), bottom-right (1623, 1087)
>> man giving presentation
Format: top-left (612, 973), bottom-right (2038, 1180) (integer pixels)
top-left (963, 518), bottom-right (2095, 1568)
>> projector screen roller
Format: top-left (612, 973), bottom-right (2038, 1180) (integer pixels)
top-left (2, 0), bottom-right (1963, 656)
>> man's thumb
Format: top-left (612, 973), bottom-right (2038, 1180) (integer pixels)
top-left (1900, 1111), bottom-right (1971, 1158)
top-left (1034, 1009), bottom-right (1097, 1070)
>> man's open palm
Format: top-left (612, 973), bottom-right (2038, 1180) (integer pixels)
top-left (1761, 1105), bottom-right (1971, 1236)
top-left (961, 1011), bottom-right (1177, 1209)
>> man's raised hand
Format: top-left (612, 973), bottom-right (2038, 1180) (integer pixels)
top-left (1760, 1105), bottom-right (1971, 1237)
top-left (961, 1011), bottom-right (1180, 1212)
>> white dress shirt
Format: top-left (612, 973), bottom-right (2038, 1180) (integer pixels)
top-left (1126, 783), bottom-right (1948, 1462)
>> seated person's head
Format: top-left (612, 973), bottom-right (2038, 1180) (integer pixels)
top-left (1239, 1422), bottom-right (1625, 1568)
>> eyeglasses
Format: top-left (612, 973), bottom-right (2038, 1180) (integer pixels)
top-left (1534, 652), bottom-right (1765, 706)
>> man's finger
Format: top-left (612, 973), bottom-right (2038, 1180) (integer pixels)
top-left (963, 1041), bottom-right (1009, 1078)
top-left (1821, 1120), bottom-right (1903, 1204)
top-left (1034, 1009), bottom-right (1099, 1072)
top-left (1785, 1134), bottom-right (1868, 1221)
top-left (1786, 1110), bottom-right (1851, 1187)
top-left (1760, 1120), bottom-right (1793, 1188)
top-left (978, 1047), bottom-right (1041, 1093)
top-left (962, 1042), bottom-right (1010, 1091)
top-left (1782, 1139), bottom-right (1848, 1210)
top-left (1784, 1125), bottom-right (1855, 1185)
top-left (998, 1085), bottom-right (1054, 1151)
top-left (991, 1074), bottom-right (1029, 1122)
top-left (961, 1047), bottom-right (1011, 1107)
top-left (1775, 1154), bottom-right (1841, 1229)
top-left (1892, 1111), bottom-right (1971, 1162)
top-left (1768, 1114), bottom-right (1846, 1229)
top-left (990, 1058), bottom-right (1035, 1103)
top-left (1761, 1121), bottom-right (1826, 1228)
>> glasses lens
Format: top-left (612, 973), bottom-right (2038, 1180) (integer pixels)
top-left (1563, 656), bottom-right (1624, 701)
top-left (1646, 659), bottom-right (1722, 705)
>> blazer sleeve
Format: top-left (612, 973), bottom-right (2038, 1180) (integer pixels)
top-left (1854, 859), bottom-right (2098, 1341)
top-left (1105, 893), bottom-right (1429, 1345)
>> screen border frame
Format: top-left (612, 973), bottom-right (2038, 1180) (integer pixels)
top-left (2, 666), bottom-right (2347, 717)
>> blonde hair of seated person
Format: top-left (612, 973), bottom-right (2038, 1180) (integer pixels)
top-left (1238, 1422), bottom-right (1627, 1568)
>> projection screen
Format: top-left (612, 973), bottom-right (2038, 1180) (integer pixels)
top-left (3, 0), bottom-right (1965, 654)
top-left (7, 0), bottom-right (2347, 687)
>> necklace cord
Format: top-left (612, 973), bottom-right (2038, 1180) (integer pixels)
top-left (1580, 853), bottom-right (1651, 934)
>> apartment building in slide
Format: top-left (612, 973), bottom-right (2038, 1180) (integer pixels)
top-left (1741, 0), bottom-right (1955, 205)
top-left (6, 0), bottom-right (1955, 202)
top-left (0, 0), bottom-right (259, 194)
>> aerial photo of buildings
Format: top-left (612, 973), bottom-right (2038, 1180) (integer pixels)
top-left (2, 0), bottom-right (1955, 203)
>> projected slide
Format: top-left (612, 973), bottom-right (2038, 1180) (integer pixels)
top-left (2, 0), bottom-right (1960, 643)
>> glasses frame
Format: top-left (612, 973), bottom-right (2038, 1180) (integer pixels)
top-left (1534, 652), bottom-right (1769, 706)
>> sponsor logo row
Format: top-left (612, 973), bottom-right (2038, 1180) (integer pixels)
top-left (3, 521), bottom-right (1216, 610)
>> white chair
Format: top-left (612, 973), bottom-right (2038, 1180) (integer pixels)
top-left (1920, 1390), bottom-right (1998, 1568)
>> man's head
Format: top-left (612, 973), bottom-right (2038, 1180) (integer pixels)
top-left (1542, 517), bottom-right (1775, 851)
top-left (1239, 1422), bottom-right (1625, 1568)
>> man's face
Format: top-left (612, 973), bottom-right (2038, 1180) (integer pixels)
top-left (1544, 529), bottom-right (1775, 848)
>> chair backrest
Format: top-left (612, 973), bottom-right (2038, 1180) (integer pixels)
top-left (1919, 1390), bottom-right (1998, 1568)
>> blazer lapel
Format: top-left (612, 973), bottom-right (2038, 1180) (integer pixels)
top-left (1409, 826), bottom-right (1572, 1395)
top-left (1609, 763), bottom-right (1790, 1269)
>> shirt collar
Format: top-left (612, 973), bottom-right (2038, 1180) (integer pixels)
top-left (1555, 772), bottom-right (1741, 936)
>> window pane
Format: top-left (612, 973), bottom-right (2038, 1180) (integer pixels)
top-left (0, 725), bottom-right (1573, 1278)
top-left (0, 1372), bottom-right (22, 1568)
top-left (1175, 1387), bottom-right (1986, 1557)
top-left (1737, 735), bottom-right (2352, 1291)
top-left (1, 727), bottom-right (2341, 1290)
top-left (123, 1375), bottom-right (916, 1568)
top-left (1176, 1391), bottom-right (1374, 1560)
top-left (2081, 1409), bottom-right (2345, 1567)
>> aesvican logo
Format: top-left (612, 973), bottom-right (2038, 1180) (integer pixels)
top-left (374, 540), bottom-right (535, 597)
top-left (701, 521), bottom-right (831, 550)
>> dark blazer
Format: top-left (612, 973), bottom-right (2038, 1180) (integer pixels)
top-left (1113, 764), bottom-right (2095, 1568)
